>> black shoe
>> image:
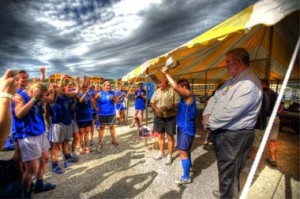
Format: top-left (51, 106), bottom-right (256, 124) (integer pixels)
top-left (212, 190), bottom-right (220, 198)
top-left (21, 191), bottom-right (31, 199)
top-left (34, 182), bottom-right (56, 193)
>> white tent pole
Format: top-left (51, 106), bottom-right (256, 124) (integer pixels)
top-left (240, 35), bottom-right (300, 199)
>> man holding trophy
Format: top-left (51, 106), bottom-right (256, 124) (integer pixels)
top-left (150, 57), bottom-right (180, 166)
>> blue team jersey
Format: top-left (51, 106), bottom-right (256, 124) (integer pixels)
top-left (76, 92), bottom-right (93, 122)
top-left (116, 90), bottom-right (126, 110)
top-left (68, 97), bottom-right (76, 120)
top-left (48, 95), bottom-right (72, 125)
top-left (177, 96), bottom-right (197, 136)
top-left (12, 92), bottom-right (46, 139)
top-left (97, 90), bottom-right (116, 116)
top-left (134, 89), bottom-right (146, 110)
top-left (17, 88), bottom-right (24, 94)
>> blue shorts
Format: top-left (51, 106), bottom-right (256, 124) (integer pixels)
top-left (116, 104), bottom-right (126, 111)
top-left (176, 129), bottom-right (195, 151)
top-left (135, 103), bottom-right (145, 111)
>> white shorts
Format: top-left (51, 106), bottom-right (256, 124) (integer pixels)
top-left (253, 116), bottom-right (280, 147)
top-left (71, 120), bottom-right (79, 133)
top-left (18, 133), bottom-right (50, 162)
top-left (49, 123), bottom-right (73, 143)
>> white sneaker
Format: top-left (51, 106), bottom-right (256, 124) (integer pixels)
top-left (174, 177), bottom-right (191, 184)
top-left (71, 152), bottom-right (79, 158)
top-left (154, 152), bottom-right (164, 160)
top-left (165, 154), bottom-right (173, 165)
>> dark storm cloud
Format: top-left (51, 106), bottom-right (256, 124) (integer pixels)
top-left (0, 0), bottom-right (257, 79)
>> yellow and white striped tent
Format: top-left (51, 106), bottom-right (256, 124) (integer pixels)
top-left (121, 0), bottom-right (300, 84)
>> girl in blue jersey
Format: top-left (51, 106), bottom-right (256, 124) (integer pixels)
top-left (87, 83), bottom-right (96, 146)
top-left (95, 81), bottom-right (120, 152)
top-left (130, 83), bottom-right (146, 127)
top-left (12, 82), bottom-right (56, 198)
top-left (76, 83), bottom-right (94, 154)
top-left (48, 78), bottom-right (79, 174)
top-left (162, 67), bottom-right (197, 184)
top-left (66, 82), bottom-right (80, 157)
top-left (115, 84), bottom-right (127, 125)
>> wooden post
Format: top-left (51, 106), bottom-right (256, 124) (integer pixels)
top-left (265, 26), bottom-right (273, 80)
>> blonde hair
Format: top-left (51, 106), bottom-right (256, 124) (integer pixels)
top-left (27, 82), bottom-right (48, 93)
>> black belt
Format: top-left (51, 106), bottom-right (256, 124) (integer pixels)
top-left (211, 128), bottom-right (254, 134)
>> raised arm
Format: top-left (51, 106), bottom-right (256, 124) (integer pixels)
top-left (0, 69), bottom-right (19, 149)
top-left (162, 66), bottom-right (193, 105)
top-left (40, 67), bottom-right (46, 82)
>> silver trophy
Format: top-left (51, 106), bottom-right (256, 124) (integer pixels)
top-left (162, 56), bottom-right (180, 74)
top-left (165, 56), bottom-right (180, 69)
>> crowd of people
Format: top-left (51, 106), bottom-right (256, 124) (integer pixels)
top-left (0, 68), bottom-right (129, 198)
top-left (0, 47), bottom-right (283, 199)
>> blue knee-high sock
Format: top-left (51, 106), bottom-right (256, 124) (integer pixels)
top-left (188, 151), bottom-right (192, 167)
top-left (181, 158), bottom-right (191, 179)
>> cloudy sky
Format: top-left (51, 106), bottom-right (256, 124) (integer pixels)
top-left (0, 0), bottom-right (257, 79)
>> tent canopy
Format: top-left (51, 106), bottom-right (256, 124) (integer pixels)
top-left (121, 0), bottom-right (300, 84)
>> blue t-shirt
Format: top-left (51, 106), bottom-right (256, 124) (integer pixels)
top-left (134, 89), bottom-right (146, 110)
top-left (12, 92), bottom-right (46, 139)
top-left (116, 90), bottom-right (126, 110)
top-left (48, 95), bottom-right (72, 125)
top-left (68, 97), bottom-right (76, 120)
top-left (97, 90), bottom-right (116, 116)
top-left (76, 92), bottom-right (93, 122)
top-left (177, 96), bottom-right (197, 136)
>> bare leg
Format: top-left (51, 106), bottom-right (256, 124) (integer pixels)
top-left (62, 140), bottom-right (70, 155)
top-left (90, 120), bottom-right (95, 143)
top-left (98, 125), bottom-right (105, 144)
top-left (157, 133), bottom-right (165, 154)
top-left (51, 143), bottom-right (60, 162)
top-left (37, 150), bottom-right (49, 180)
top-left (110, 125), bottom-right (118, 144)
top-left (84, 126), bottom-right (91, 151)
top-left (179, 150), bottom-right (189, 159)
top-left (78, 129), bottom-right (85, 153)
top-left (131, 110), bottom-right (139, 126)
top-left (139, 110), bottom-right (144, 125)
top-left (268, 140), bottom-right (277, 161)
top-left (167, 134), bottom-right (174, 156)
top-left (249, 146), bottom-right (258, 162)
top-left (22, 160), bottom-right (39, 192)
top-left (72, 132), bottom-right (79, 152)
